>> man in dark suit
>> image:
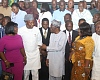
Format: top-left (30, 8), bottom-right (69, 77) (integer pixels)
top-left (63, 20), bottom-right (78, 80)
top-left (39, 18), bottom-right (51, 80)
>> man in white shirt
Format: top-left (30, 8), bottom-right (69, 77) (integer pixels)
top-left (72, 1), bottom-right (93, 30)
top-left (11, 3), bottom-right (27, 28)
top-left (91, 21), bottom-right (100, 80)
top-left (41, 19), bottom-right (66, 80)
top-left (18, 14), bottom-right (42, 80)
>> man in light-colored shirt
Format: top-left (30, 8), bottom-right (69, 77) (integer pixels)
top-left (18, 14), bottom-right (42, 80)
top-left (52, 0), bottom-right (71, 25)
top-left (41, 19), bottom-right (66, 80)
top-left (92, 21), bottom-right (100, 80)
top-left (11, 3), bottom-right (27, 28)
top-left (72, 1), bottom-right (93, 30)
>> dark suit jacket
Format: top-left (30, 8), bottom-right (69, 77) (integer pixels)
top-left (39, 27), bottom-right (51, 80)
top-left (63, 30), bottom-right (78, 61)
top-left (39, 27), bottom-right (51, 46)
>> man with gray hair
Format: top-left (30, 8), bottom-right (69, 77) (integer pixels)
top-left (18, 14), bottom-right (42, 80)
top-left (41, 19), bottom-right (66, 80)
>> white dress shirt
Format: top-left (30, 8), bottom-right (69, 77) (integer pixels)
top-left (60, 23), bottom-right (66, 31)
top-left (66, 30), bottom-right (72, 41)
top-left (92, 33), bottom-right (100, 80)
top-left (42, 28), bottom-right (48, 35)
top-left (38, 11), bottom-right (52, 28)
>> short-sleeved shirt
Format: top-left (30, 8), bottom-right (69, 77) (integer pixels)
top-left (0, 6), bottom-right (11, 16)
top-left (11, 9), bottom-right (27, 28)
top-left (52, 9), bottom-right (71, 25)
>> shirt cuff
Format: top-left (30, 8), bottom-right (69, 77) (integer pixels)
top-left (46, 46), bottom-right (49, 51)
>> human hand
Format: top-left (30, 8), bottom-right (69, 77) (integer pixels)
top-left (40, 44), bottom-right (47, 50)
top-left (69, 52), bottom-right (73, 62)
top-left (4, 60), bottom-right (10, 68)
top-left (84, 67), bottom-right (90, 75)
top-left (40, 50), bottom-right (47, 56)
top-left (46, 59), bottom-right (49, 67)
top-left (23, 56), bottom-right (27, 65)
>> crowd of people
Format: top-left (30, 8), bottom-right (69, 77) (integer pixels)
top-left (0, 0), bottom-right (100, 80)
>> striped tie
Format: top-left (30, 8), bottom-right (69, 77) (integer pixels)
top-left (44, 30), bottom-right (47, 39)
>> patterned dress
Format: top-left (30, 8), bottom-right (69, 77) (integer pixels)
top-left (71, 36), bottom-right (94, 80)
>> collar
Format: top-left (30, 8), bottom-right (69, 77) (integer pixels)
top-left (78, 9), bottom-right (86, 13)
top-left (51, 7), bottom-right (58, 10)
top-left (66, 30), bottom-right (72, 34)
top-left (59, 9), bottom-right (65, 12)
top-left (42, 27), bottom-right (48, 32)
top-left (12, 9), bottom-right (21, 16)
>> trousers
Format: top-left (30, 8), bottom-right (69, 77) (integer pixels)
top-left (24, 69), bottom-right (38, 80)
top-left (49, 75), bottom-right (62, 80)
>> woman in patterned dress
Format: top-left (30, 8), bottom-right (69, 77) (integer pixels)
top-left (69, 22), bottom-right (94, 80)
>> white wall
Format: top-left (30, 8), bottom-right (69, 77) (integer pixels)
top-left (37, 0), bottom-right (92, 2)
top-left (19, 0), bottom-right (92, 2)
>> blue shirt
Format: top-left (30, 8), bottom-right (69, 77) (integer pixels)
top-left (52, 9), bottom-right (71, 24)
top-left (11, 9), bottom-right (27, 28)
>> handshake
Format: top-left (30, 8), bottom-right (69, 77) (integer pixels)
top-left (40, 44), bottom-right (47, 50)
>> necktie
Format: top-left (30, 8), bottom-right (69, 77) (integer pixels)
top-left (68, 32), bottom-right (71, 46)
top-left (44, 30), bottom-right (47, 39)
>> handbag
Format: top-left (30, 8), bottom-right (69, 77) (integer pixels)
top-left (0, 70), bottom-right (14, 80)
